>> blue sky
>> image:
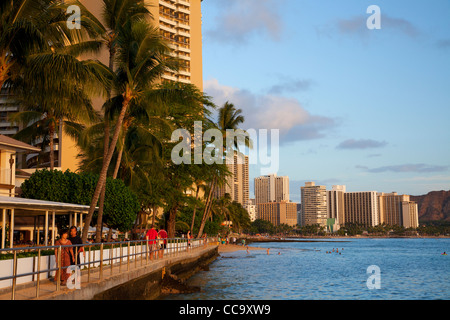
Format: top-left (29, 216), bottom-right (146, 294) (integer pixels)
top-left (200, 0), bottom-right (450, 202)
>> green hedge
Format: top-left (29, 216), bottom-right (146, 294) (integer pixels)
top-left (20, 169), bottom-right (140, 232)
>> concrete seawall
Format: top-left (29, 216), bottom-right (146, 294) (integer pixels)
top-left (94, 245), bottom-right (219, 300)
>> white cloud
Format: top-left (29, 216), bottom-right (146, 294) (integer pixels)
top-left (204, 78), bottom-right (337, 144)
top-left (357, 163), bottom-right (449, 174)
top-left (337, 139), bottom-right (388, 150)
top-left (316, 13), bottom-right (420, 42)
top-left (205, 0), bottom-right (284, 44)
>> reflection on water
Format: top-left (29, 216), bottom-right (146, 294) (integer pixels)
top-left (164, 238), bottom-right (450, 300)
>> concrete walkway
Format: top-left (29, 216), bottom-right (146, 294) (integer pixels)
top-left (0, 244), bottom-right (218, 300)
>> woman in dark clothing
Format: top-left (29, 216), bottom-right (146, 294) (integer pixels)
top-left (68, 226), bottom-right (84, 266)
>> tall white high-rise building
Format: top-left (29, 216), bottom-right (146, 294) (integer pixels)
top-left (327, 185), bottom-right (346, 225)
top-left (301, 182), bottom-right (327, 227)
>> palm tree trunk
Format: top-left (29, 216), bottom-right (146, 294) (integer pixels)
top-left (167, 204), bottom-right (179, 238)
top-left (107, 228), bottom-right (113, 242)
top-left (48, 122), bottom-right (55, 171)
top-left (95, 120), bottom-right (110, 243)
top-left (190, 185), bottom-right (200, 235)
top-left (81, 95), bottom-right (131, 243)
top-left (94, 42), bottom-right (116, 243)
top-left (95, 185), bottom-right (106, 243)
top-left (197, 177), bottom-right (216, 238)
top-left (151, 205), bottom-right (157, 228)
top-left (85, 34), bottom-right (117, 244)
top-left (112, 134), bottom-right (125, 179)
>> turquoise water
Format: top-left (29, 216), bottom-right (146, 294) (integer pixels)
top-left (166, 238), bottom-right (450, 300)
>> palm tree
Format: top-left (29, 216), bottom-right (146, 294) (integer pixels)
top-left (11, 98), bottom-right (99, 170)
top-left (196, 102), bottom-right (252, 238)
top-left (89, 0), bottom-right (151, 243)
top-left (0, 0), bottom-right (104, 90)
top-left (217, 101), bottom-right (252, 152)
top-left (81, 18), bottom-right (180, 242)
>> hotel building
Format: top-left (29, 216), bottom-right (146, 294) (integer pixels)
top-left (344, 191), bottom-right (379, 227)
top-left (299, 181), bottom-right (420, 230)
top-left (327, 185), bottom-right (346, 225)
top-left (300, 182), bottom-right (327, 227)
top-left (79, 0), bottom-right (204, 90)
top-left (254, 174), bottom-right (289, 205)
top-left (402, 201), bottom-right (419, 229)
top-left (378, 192), bottom-right (409, 226)
top-left (214, 152), bottom-right (249, 207)
top-left (257, 200), bottom-right (298, 227)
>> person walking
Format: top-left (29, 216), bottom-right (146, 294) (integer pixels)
top-left (187, 231), bottom-right (191, 251)
top-left (146, 227), bottom-right (158, 260)
top-left (158, 229), bottom-right (168, 258)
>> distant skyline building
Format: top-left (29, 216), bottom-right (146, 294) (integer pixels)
top-left (215, 152), bottom-right (249, 207)
top-left (300, 182), bottom-right (327, 227)
top-left (298, 182), bottom-right (421, 230)
top-left (378, 192), bottom-right (409, 226)
top-left (344, 191), bottom-right (379, 227)
top-left (402, 201), bottom-right (419, 229)
top-left (327, 185), bottom-right (346, 225)
top-left (257, 200), bottom-right (298, 227)
top-left (254, 173), bottom-right (289, 205)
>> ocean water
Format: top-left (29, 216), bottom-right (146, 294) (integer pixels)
top-left (165, 238), bottom-right (450, 300)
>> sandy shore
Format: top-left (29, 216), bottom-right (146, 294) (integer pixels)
top-left (218, 243), bottom-right (266, 253)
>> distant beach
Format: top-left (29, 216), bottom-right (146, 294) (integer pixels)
top-left (218, 243), bottom-right (265, 253)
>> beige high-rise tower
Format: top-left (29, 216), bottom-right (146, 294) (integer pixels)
top-left (344, 191), bottom-right (379, 227)
top-left (254, 174), bottom-right (289, 206)
top-left (215, 152), bottom-right (249, 207)
top-left (377, 192), bottom-right (409, 225)
top-left (257, 200), bottom-right (298, 227)
top-left (153, 0), bottom-right (204, 91)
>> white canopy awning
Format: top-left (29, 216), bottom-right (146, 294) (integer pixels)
top-left (0, 196), bottom-right (97, 249)
top-left (0, 195), bottom-right (93, 213)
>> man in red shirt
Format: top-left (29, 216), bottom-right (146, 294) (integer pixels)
top-left (145, 227), bottom-right (158, 260)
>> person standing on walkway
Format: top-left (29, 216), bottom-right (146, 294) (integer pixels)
top-left (187, 231), bottom-right (191, 251)
top-left (68, 226), bottom-right (84, 266)
top-left (54, 229), bottom-right (74, 285)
